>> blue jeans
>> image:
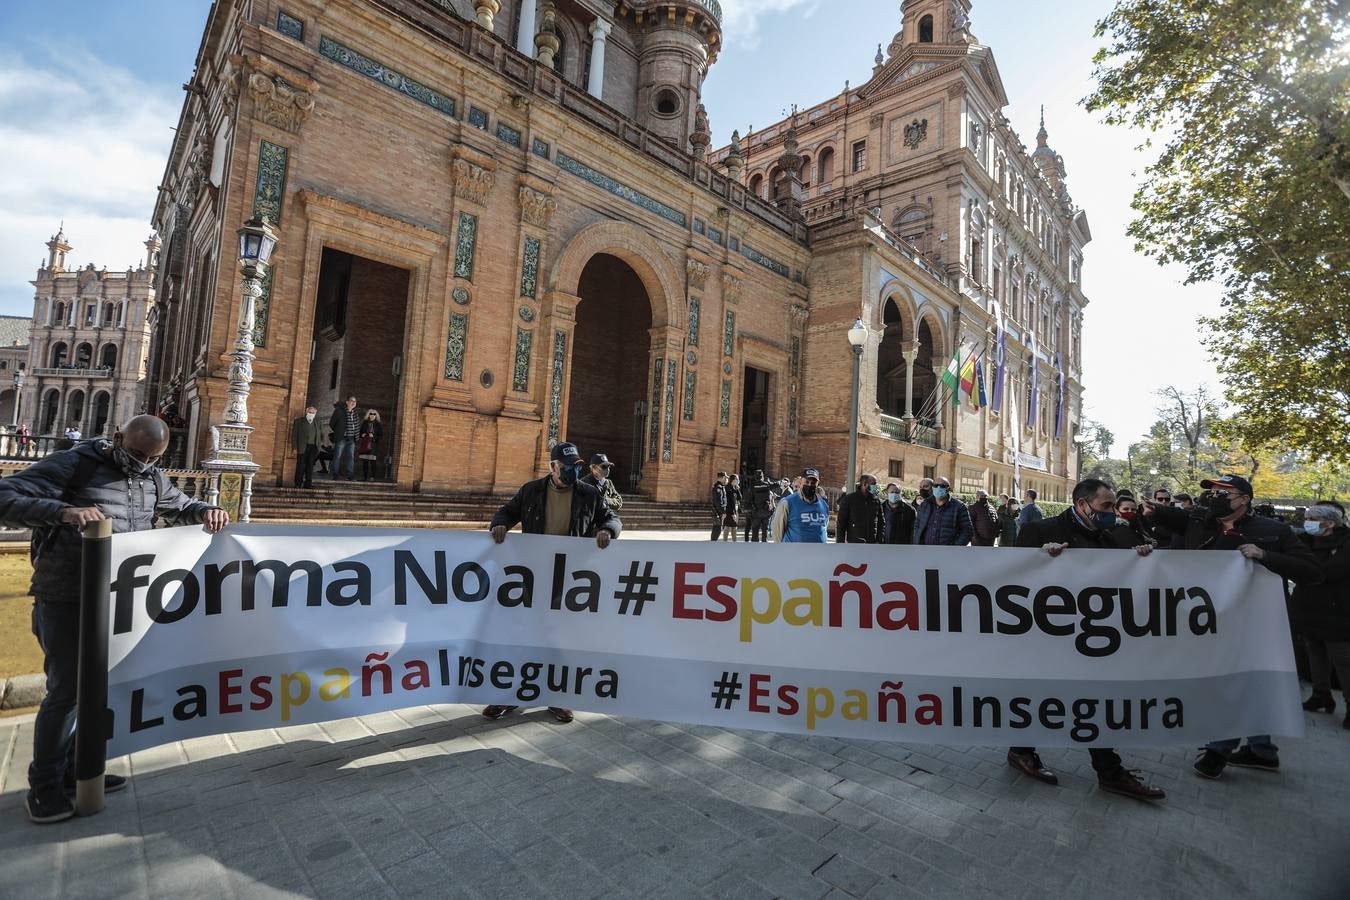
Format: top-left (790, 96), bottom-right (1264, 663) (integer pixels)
top-left (332, 437), bottom-right (356, 479)
top-left (1206, 735), bottom-right (1278, 760)
top-left (29, 600), bottom-right (80, 794)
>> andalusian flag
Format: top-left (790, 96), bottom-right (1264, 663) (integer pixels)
top-left (941, 347), bottom-right (962, 406)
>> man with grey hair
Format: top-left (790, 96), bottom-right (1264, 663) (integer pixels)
top-left (0, 415), bottom-right (228, 823)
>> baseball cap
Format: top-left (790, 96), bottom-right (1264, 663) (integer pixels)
top-left (589, 452), bottom-right (612, 467)
top-left (1199, 474), bottom-right (1253, 496)
top-left (802, 468), bottom-right (821, 479)
top-left (550, 442), bottom-right (584, 465)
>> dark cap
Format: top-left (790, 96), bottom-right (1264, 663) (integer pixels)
top-left (550, 442), bottom-right (584, 465)
top-left (1200, 474), bottom-right (1253, 496)
top-left (589, 452), bottom-right (612, 467)
top-left (802, 467), bottom-right (821, 479)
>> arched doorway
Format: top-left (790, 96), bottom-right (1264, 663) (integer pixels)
top-left (50, 342), bottom-right (68, 367)
top-left (100, 343), bottom-right (118, 370)
top-left (40, 389), bottom-right (60, 434)
top-left (66, 390), bottom-right (86, 433)
top-left (914, 318), bottom-right (939, 426)
top-left (566, 254), bottom-right (654, 494)
top-left (92, 391), bottom-right (112, 436)
top-left (75, 343), bottom-right (93, 368)
top-left (876, 299), bottom-right (907, 417)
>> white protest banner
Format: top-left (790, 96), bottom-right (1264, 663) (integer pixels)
top-left (104, 525), bottom-right (1303, 759)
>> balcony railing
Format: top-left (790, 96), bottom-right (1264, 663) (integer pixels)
top-left (31, 366), bottom-right (112, 378)
top-left (879, 414), bottom-right (941, 449)
top-left (630, 0), bottom-right (722, 22)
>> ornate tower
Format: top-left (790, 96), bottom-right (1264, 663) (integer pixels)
top-left (892, 0), bottom-right (974, 52)
top-left (1032, 107), bottom-right (1067, 198)
top-left (631, 1), bottom-right (724, 151)
top-left (45, 225), bottom-right (71, 273)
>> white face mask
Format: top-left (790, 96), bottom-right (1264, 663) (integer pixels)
top-left (305, 412), bottom-right (315, 422)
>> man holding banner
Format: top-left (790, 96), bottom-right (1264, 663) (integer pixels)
top-left (484, 441), bottom-right (622, 723)
top-left (1008, 478), bottom-right (1166, 801)
top-left (0, 415), bottom-right (227, 824)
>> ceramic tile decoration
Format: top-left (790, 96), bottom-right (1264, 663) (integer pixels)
top-left (319, 36), bottom-right (456, 118)
top-left (444, 312), bottom-right (468, 381)
top-left (512, 328), bottom-right (532, 392)
top-left (556, 152), bottom-right (687, 227)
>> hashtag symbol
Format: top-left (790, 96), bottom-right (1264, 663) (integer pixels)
top-left (613, 560), bottom-right (658, 615)
top-left (710, 672), bottom-right (743, 710)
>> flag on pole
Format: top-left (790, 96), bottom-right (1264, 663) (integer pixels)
top-left (959, 352), bottom-right (977, 401)
top-left (991, 324), bottom-right (1006, 412)
top-left (1028, 332), bottom-right (1039, 422)
top-left (975, 360), bottom-right (988, 410)
top-left (941, 347), bottom-right (962, 407)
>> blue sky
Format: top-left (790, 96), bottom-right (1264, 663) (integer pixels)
top-left (0, 0), bottom-right (1222, 448)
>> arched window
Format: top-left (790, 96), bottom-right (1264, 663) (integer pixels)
top-left (50, 342), bottom-right (68, 367)
top-left (817, 147), bottom-right (835, 186)
top-left (895, 207), bottom-right (931, 251)
top-left (40, 389), bottom-right (61, 433)
top-left (103, 303), bottom-right (115, 326)
top-left (75, 343), bottom-right (93, 368)
top-left (769, 165), bottom-right (786, 201)
top-left (918, 15), bottom-right (934, 43)
top-left (100, 344), bottom-right (118, 370)
top-left (748, 172), bottom-right (765, 201)
top-left (799, 154), bottom-right (811, 189)
top-left (53, 303), bottom-right (65, 326)
top-left (876, 299), bottom-right (907, 417)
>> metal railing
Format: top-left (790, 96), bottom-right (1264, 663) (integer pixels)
top-left (31, 367), bottom-right (113, 378)
top-left (630, 0), bottom-right (722, 22)
top-left (879, 414), bottom-right (941, 449)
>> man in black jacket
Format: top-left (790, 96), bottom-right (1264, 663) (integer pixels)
top-left (836, 475), bottom-right (886, 543)
top-left (745, 470), bottom-right (776, 543)
top-left (0, 415), bottom-right (228, 823)
top-left (709, 473), bottom-right (729, 541)
top-left (485, 441), bottom-right (621, 724)
top-left (881, 483), bottom-right (915, 544)
top-left (1145, 474), bottom-right (1319, 779)
top-left (1006, 479), bottom-right (1166, 801)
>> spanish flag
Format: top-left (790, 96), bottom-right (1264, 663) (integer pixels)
top-left (959, 352), bottom-right (977, 401)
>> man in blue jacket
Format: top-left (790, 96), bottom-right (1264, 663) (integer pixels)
top-left (0, 415), bottom-right (227, 824)
top-left (913, 476), bottom-right (973, 545)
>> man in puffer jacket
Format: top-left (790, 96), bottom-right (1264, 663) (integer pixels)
top-left (0, 415), bottom-right (228, 824)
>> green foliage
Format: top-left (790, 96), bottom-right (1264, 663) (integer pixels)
top-left (1085, 0), bottom-right (1350, 461)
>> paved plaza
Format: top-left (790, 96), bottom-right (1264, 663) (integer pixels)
top-left (1, 693), bottom-right (1347, 899)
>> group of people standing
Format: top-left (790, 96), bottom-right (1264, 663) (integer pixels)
top-left (290, 396), bottom-right (385, 486)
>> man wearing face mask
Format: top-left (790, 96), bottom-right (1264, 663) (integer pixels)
top-left (912, 477), bottom-right (973, 546)
top-left (771, 468), bottom-right (830, 543)
top-left (580, 452), bottom-right (623, 512)
top-left (485, 441), bottom-right (621, 724)
top-left (1144, 474), bottom-right (1319, 780)
top-left (0, 415), bottom-right (228, 824)
top-left (1007, 478), bottom-right (1165, 800)
top-left (836, 474), bottom-right (886, 543)
top-left (291, 405), bottom-right (322, 488)
top-left (912, 477), bottom-right (934, 512)
top-left (881, 482), bottom-right (915, 545)
top-left (969, 489), bottom-right (998, 547)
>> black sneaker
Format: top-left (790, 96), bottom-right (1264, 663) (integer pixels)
top-left (1227, 747), bottom-right (1279, 771)
top-left (63, 772), bottom-right (127, 795)
top-left (25, 788), bottom-right (74, 824)
top-left (1193, 749), bottom-right (1227, 779)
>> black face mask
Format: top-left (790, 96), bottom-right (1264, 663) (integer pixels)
top-left (919, 487), bottom-right (933, 499)
top-left (1208, 494), bottom-right (1235, 518)
top-left (801, 483), bottom-right (818, 500)
top-left (559, 464), bottom-right (582, 487)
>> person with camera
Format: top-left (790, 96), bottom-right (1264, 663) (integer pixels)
top-left (1145, 474), bottom-right (1319, 779)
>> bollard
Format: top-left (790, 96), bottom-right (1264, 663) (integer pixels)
top-left (74, 518), bottom-right (112, 816)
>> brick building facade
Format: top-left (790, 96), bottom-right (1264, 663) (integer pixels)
top-left (20, 228), bottom-right (159, 439)
top-left (150, 0), bottom-right (1085, 501)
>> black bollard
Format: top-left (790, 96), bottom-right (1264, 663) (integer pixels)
top-left (74, 518), bottom-right (113, 816)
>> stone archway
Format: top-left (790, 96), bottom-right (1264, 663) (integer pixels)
top-left (547, 221), bottom-right (686, 497)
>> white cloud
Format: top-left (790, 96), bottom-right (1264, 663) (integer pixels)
top-left (0, 46), bottom-right (179, 316)
top-left (719, 0), bottom-right (821, 48)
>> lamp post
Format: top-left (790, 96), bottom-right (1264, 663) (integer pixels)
top-left (1148, 467), bottom-right (1159, 496)
top-left (845, 318), bottom-right (867, 491)
top-left (202, 217), bottom-right (277, 523)
top-left (11, 369), bottom-right (24, 428)
top-left (1072, 430), bottom-right (1087, 482)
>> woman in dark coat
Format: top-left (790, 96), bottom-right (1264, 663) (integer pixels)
top-left (357, 409), bottom-right (384, 481)
top-left (997, 498), bottom-right (1020, 546)
top-left (1291, 503), bottom-right (1350, 727)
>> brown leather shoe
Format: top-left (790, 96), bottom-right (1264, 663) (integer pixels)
top-left (482, 705), bottom-right (518, 719)
top-left (1097, 768), bottom-right (1166, 801)
top-left (547, 707), bottom-right (574, 723)
top-left (1007, 749), bottom-right (1059, 785)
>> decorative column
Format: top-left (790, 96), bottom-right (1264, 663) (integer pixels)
top-left (587, 18), bottom-right (611, 99)
top-left (201, 218), bottom-right (275, 524)
top-left (535, 2), bottom-right (560, 67)
top-left (474, 0), bottom-right (501, 30)
top-left (901, 340), bottom-right (918, 421)
top-left (516, 0), bottom-right (538, 54)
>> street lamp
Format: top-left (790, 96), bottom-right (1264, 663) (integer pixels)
top-left (845, 318), bottom-right (867, 490)
top-left (1072, 430), bottom-right (1087, 481)
top-left (202, 217), bottom-right (278, 523)
top-left (11, 369), bottom-right (24, 428)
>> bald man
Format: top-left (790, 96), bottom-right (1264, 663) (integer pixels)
top-left (0, 414), bottom-right (227, 824)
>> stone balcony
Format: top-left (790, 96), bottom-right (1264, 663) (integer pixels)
top-left (31, 366), bottom-right (113, 378)
top-left (879, 414), bottom-right (940, 448)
